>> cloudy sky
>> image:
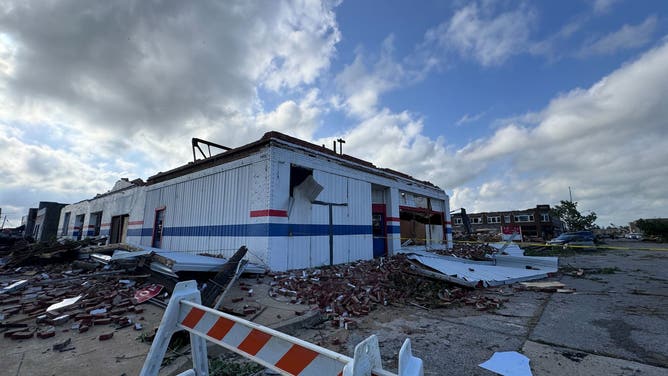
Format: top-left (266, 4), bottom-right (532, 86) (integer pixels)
top-left (1, 0), bottom-right (667, 228)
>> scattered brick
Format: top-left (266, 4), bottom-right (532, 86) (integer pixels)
top-left (10, 331), bottom-right (34, 340)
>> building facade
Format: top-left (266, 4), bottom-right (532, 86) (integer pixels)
top-left (451, 204), bottom-right (563, 240)
top-left (33, 202), bottom-right (67, 242)
top-left (58, 132), bottom-right (451, 271)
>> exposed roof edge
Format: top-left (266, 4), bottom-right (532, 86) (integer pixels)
top-left (146, 131), bottom-right (441, 190)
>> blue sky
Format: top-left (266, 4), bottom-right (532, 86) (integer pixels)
top-left (1, 0), bottom-right (667, 228)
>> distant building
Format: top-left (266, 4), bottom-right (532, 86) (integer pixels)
top-left (33, 202), bottom-right (68, 242)
top-left (22, 208), bottom-right (38, 239)
top-left (451, 204), bottom-right (563, 240)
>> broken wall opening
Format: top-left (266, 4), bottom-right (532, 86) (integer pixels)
top-left (91, 211), bottom-right (102, 237)
top-left (110, 214), bottom-right (129, 244)
top-left (289, 165), bottom-right (313, 198)
top-left (399, 210), bottom-right (444, 246)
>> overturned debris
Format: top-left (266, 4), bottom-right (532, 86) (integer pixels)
top-left (399, 249), bottom-right (558, 288)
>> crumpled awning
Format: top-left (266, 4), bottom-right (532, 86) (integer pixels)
top-left (397, 249), bottom-right (558, 288)
top-left (111, 243), bottom-right (267, 277)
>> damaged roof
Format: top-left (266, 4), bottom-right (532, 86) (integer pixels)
top-left (146, 131), bottom-right (441, 189)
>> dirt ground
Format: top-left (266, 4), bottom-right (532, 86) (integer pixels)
top-left (0, 303), bottom-right (165, 376)
top-left (288, 242), bottom-right (668, 375)
top-left (2, 241), bottom-right (666, 375)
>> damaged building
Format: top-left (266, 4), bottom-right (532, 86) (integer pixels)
top-left (31, 202), bottom-right (67, 242)
top-left (451, 205), bottom-right (563, 241)
top-left (58, 131), bottom-right (452, 271)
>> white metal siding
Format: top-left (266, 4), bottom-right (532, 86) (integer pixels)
top-left (142, 159), bottom-right (271, 265)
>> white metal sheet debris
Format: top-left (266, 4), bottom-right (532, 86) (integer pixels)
top-left (120, 243), bottom-right (267, 276)
top-left (1, 280), bottom-right (28, 294)
top-left (479, 351), bottom-right (533, 376)
top-left (110, 249), bottom-right (153, 260)
top-left (489, 242), bottom-right (525, 257)
top-left (90, 253), bottom-right (112, 264)
top-left (46, 295), bottom-right (83, 313)
top-left (398, 249), bottom-right (558, 288)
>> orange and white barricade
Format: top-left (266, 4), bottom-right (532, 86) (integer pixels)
top-left (140, 281), bottom-right (424, 376)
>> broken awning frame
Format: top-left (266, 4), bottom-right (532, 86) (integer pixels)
top-left (397, 249), bottom-right (558, 288)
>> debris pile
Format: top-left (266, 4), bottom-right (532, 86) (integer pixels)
top-left (268, 255), bottom-right (503, 323)
top-left (431, 243), bottom-right (499, 260)
top-left (0, 262), bottom-right (159, 343)
top-left (0, 238), bottom-right (105, 269)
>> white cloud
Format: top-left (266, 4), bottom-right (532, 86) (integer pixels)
top-left (580, 16), bottom-right (657, 56)
top-left (593, 0), bottom-right (620, 14)
top-left (335, 36), bottom-right (408, 118)
top-left (423, 2), bottom-right (536, 66)
top-left (0, 0), bottom-right (341, 224)
top-left (455, 111), bottom-right (486, 126)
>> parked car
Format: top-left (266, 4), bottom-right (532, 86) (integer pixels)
top-left (625, 233), bottom-right (643, 240)
top-left (547, 231), bottom-right (596, 247)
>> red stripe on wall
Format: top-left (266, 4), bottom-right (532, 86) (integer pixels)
top-left (386, 216), bottom-right (401, 222)
top-left (250, 210), bottom-right (288, 218)
top-left (101, 223), bottom-right (111, 227)
top-left (128, 221), bottom-right (144, 226)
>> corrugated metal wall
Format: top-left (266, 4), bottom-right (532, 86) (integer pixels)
top-left (141, 160), bottom-right (270, 264)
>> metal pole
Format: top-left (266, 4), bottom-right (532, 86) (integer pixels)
top-left (329, 204), bottom-right (334, 266)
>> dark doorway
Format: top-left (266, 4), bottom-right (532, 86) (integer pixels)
top-left (110, 214), bottom-right (129, 244)
top-left (152, 208), bottom-right (165, 248)
top-left (372, 204), bottom-right (387, 257)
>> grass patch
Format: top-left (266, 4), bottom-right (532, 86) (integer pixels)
top-left (595, 267), bottom-right (620, 274)
top-left (523, 245), bottom-right (579, 256)
top-left (208, 358), bottom-right (264, 376)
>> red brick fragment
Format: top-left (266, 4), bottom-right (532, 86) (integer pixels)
top-left (98, 332), bottom-right (114, 341)
top-left (93, 318), bottom-right (112, 325)
top-left (37, 330), bottom-right (56, 339)
top-left (11, 331), bottom-right (34, 340)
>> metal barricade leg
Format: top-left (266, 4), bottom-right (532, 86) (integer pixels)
top-left (140, 281), bottom-right (209, 376)
top-left (398, 339), bottom-right (423, 376)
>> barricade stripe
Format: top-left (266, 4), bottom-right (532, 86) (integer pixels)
top-left (222, 321), bottom-right (253, 348)
top-left (275, 344), bottom-right (319, 375)
top-left (238, 329), bottom-right (272, 356)
top-left (182, 307), bottom-right (206, 329)
top-left (299, 354), bottom-right (347, 375)
top-left (207, 317), bottom-right (235, 340)
top-left (255, 336), bottom-right (293, 366)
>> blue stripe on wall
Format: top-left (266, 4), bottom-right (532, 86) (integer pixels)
top-left (127, 224), bottom-right (373, 238)
top-left (127, 228), bottom-right (152, 237)
top-left (112, 224), bottom-right (449, 238)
